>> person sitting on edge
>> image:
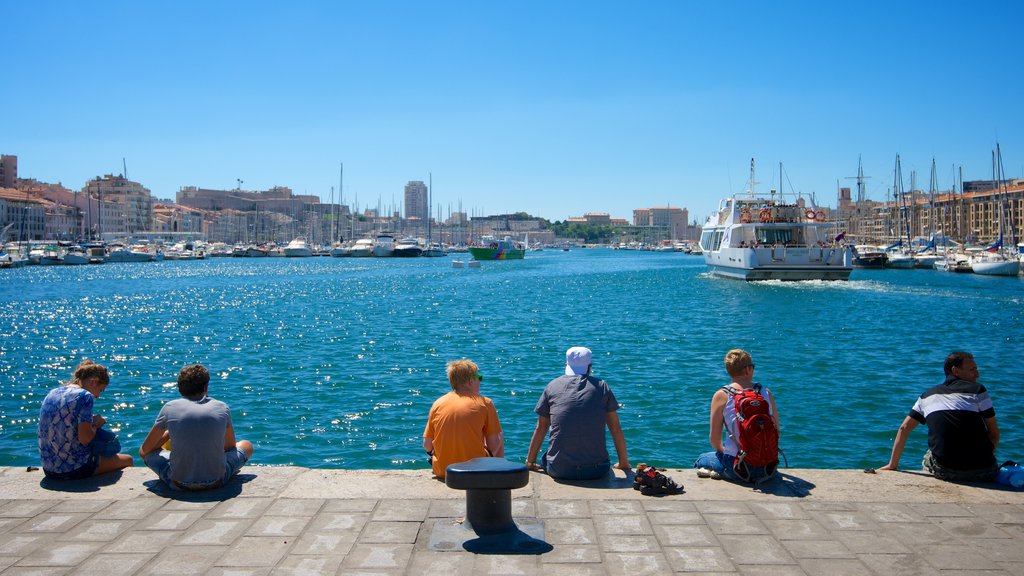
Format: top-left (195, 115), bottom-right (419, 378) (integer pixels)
top-left (694, 349), bottom-right (780, 482)
top-left (423, 359), bottom-right (504, 479)
top-left (139, 364), bottom-right (254, 491)
top-left (880, 351), bottom-right (1000, 482)
top-left (38, 360), bottom-right (134, 480)
top-left (526, 346), bottom-right (631, 480)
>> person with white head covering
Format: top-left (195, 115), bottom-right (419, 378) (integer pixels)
top-left (525, 346), bottom-right (631, 480)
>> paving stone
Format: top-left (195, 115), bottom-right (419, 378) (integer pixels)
top-left (917, 543), bottom-right (1002, 571)
top-left (358, 521), bottom-right (420, 544)
top-left (537, 500), bottom-right (590, 518)
top-left (263, 498), bottom-right (324, 517)
top-left (762, 519), bottom-right (831, 540)
top-left (178, 518), bottom-right (255, 545)
top-left (641, 499), bottom-right (697, 513)
top-left (0, 517), bottom-right (27, 534)
top-left (428, 499), bottom-right (464, 518)
top-left (0, 557), bottom-right (16, 571)
top-left (371, 499), bottom-right (430, 522)
top-left (15, 542), bottom-right (104, 567)
top-left (856, 553), bottom-right (939, 576)
top-left (797, 558), bottom-right (874, 576)
top-left (92, 498), bottom-right (165, 520)
top-left (472, 553), bottom-right (542, 574)
top-left (74, 552), bottom-right (154, 575)
top-left (305, 512), bottom-right (369, 532)
top-left (216, 536), bottom-right (293, 567)
top-left (320, 498), bottom-right (378, 513)
top-left (0, 534), bottom-right (48, 556)
top-left (878, 521), bottom-right (962, 547)
top-left (137, 544), bottom-right (228, 575)
top-left (288, 530), bottom-right (357, 555)
top-left (156, 499), bottom-right (219, 512)
top-left (652, 524), bottom-right (718, 547)
top-left (855, 502), bottom-right (928, 523)
top-left (132, 509), bottom-right (206, 531)
top-left (718, 534), bottom-right (796, 565)
top-left (340, 543), bottom-right (413, 570)
top-left (511, 499), bottom-right (537, 518)
top-left (0, 501), bottom-right (57, 518)
top-left (749, 502), bottom-right (811, 520)
top-left (781, 539), bottom-right (855, 559)
top-left (807, 511), bottom-right (877, 531)
top-left (12, 513), bottom-right (89, 533)
top-left (647, 510), bottom-right (705, 525)
top-left (536, 564), bottom-right (608, 576)
top-left (968, 537), bottom-right (1024, 562)
top-left (934, 517), bottom-right (1015, 539)
top-left (541, 518), bottom-right (596, 545)
top-left (406, 550), bottom-right (476, 572)
top-left (64, 519), bottom-right (136, 541)
top-left (600, 552), bottom-right (671, 576)
top-left (598, 534), bottom-right (661, 553)
top-left (589, 501), bottom-right (644, 515)
top-left (799, 502), bottom-right (857, 512)
top-left (49, 500), bottom-right (114, 514)
top-left (831, 531), bottom-right (911, 554)
top-left (539, 544), bottom-right (602, 564)
top-left (663, 546), bottom-right (735, 572)
top-left (592, 514), bottom-right (652, 535)
top-left (0, 567), bottom-right (69, 575)
top-left (697, 501), bottom-right (752, 515)
top-left (206, 497), bottom-right (275, 519)
top-left (101, 530), bottom-right (180, 553)
top-left (906, 502), bottom-right (972, 517)
top-left (737, 566), bottom-right (809, 576)
top-left (967, 504), bottom-right (1024, 524)
top-left (244, 516), bottom-right (311, 537)
top-left (207, 568), bottom-right (270, 576)
top-left (270, 554), bottom-right (344, 575)
top-left (706, 514), bottom-right (770, 535)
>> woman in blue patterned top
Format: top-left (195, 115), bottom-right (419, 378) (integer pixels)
top-left (37, 360), bottom-right (134, 479)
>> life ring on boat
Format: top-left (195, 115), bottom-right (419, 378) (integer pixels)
top-left (814, 210), bottom-right (826, 222)
top-left (739, 209), bottom-right (752, 223)
top-left (758, 209), bottom-right (772, 223)
top-left (805, 209), bottom-right (816, 220)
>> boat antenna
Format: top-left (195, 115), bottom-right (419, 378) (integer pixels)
top-left (747, 158), bottom-right (756, 198)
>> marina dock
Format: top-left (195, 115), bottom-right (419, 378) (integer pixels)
top-left (1, 465), bottom-right (1022, 574)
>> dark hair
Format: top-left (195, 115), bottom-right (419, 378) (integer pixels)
top-left (70, 360), bottom-right (109, 387)
top-left (178, 364), bottom-right (210, 398)
top-left (943, 351), bottom-right (974, 376)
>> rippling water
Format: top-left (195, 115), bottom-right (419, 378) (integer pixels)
top-left (2, 251), bottom-right (1022, 471)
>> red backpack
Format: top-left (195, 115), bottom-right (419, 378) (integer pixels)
top-left (723, 384), bottom-right (779, 471)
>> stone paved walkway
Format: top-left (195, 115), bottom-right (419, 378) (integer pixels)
top-left (1, 466), bottom-right (1022, 575)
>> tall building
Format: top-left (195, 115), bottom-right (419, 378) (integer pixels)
top-left (0, 155), bottom-right (16, 188)
top-left (83, 174), bottom-right (154, 236)
top-left (633, 206), bottom-right (690, 240)
top-left (404, 180), bottom-right (428, 221)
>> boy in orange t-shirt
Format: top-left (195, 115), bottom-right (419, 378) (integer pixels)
top-left (423, 359), bottom-right (504, 478)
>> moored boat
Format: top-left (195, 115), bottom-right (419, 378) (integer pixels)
top-left (468, 235), bottom-right (526, 261)
top-left (392, 237), bottom-right (423, 257)
top-left (283, 237), bottom-right (314, 257)
top-left (372, 233), bottom-right (395, 257)
top-left (350, 238), bottom-right (374, 257)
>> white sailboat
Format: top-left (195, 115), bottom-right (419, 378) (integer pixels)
top-left (970, 145), bottom-right (1020, 276)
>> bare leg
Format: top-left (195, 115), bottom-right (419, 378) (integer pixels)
top-left (236, 440), bottom-right (254, 458)
top-left (94, 453), bottom-right (134, 476)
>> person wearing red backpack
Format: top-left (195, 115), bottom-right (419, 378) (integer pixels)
top-left (694, 349), bottom-right (781, 483)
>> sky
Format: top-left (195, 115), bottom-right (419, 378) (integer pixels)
top-left (3, 1), bottom-right (1023, 223)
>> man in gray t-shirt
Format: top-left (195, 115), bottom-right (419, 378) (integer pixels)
top-left (526, 347), bottom-right (631, 480)
top-left (140, 364), bottom-right (254, 490)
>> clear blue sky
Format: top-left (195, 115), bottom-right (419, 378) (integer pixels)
top-left (4, 1), bottom-right (1022, 223)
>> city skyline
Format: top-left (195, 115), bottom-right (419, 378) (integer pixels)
top-left (3, 2), bottom-right (1023, 223)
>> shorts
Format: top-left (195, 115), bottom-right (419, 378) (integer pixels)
top-left (541, 451), bottom-right (610, 481)
top-left (144, 447), bottom-right (249, 491)
top-left (922, 450), bottom-right (998, 483)
top-left (42, 428), bottom-right (120, 480)
top-left (44, 453), bottom-right (100, 480)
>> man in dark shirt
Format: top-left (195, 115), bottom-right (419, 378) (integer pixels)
top-left (880, 351), bottom-right (1000, 482)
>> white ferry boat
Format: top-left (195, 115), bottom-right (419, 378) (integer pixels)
top-left (699, 166), bottom-right (853, 281)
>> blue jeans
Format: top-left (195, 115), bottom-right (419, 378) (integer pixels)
top-left (542, 451), bottom-right (610, 481)
top-left (694, 451), bottom-right (775, 483)
top-left (144, 448), bottom-right (249, 491)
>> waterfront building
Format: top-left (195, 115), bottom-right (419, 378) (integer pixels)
top-left (633, 206), bottom-right (693, 241)
top-left (0, 155), bottom-right (17, 188)
top-left (83, 174), bottom-right (154, 236)
top-left (152, 203), bottom-right (206, 240)
top-left (0, 187), bottom-right (46, 241)
top-left (404, 181), bottom-right (428, 221)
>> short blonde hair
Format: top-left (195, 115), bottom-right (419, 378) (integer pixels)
top-left (446, 359), bottom-right (479, 391)
top-left (69, 360), bottom-right (109, 387)
top-left (724, 349), bottom-right (753, 378)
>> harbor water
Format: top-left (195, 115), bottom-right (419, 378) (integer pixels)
top-left (1, 250), bottom-right (1022, 471)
